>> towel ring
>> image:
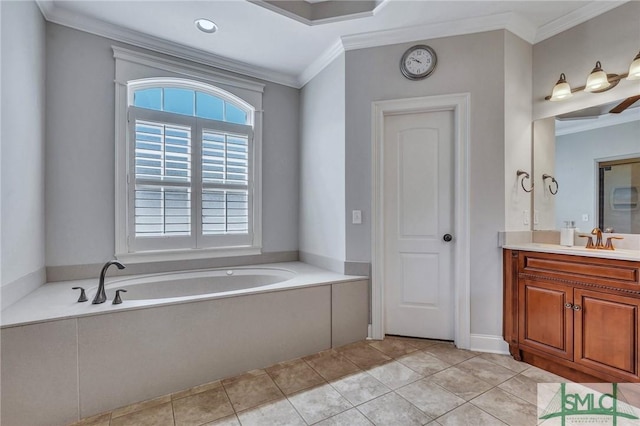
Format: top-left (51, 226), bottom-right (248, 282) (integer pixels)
top-left (516, 170), bottom-right (533, 193)
top-left (542, 174), bottom-right (559, 195)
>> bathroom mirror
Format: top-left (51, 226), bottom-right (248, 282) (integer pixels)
top-left (533, 99), bottom-right (640, 234)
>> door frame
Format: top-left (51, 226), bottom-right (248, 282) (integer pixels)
top-left (371, 93), bottom-right (471, 348)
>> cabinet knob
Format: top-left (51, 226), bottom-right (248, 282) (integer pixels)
top-left (564, 303), bottom-right (573, 309)
top-left (572, 305), bottom-right (581, 311)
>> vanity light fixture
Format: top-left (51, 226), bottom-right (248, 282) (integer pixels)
top-left (628, 51), bottom-right (640, 80)
top-left (545, 51), bottom-right (640, 101)
top-left (195, 18), bottom-right (218, 33)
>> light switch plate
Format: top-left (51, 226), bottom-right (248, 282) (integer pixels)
top-left (352, 210), bottom-right (362, 224)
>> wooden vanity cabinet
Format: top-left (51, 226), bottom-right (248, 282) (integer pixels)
top-left (504, 249), bottom-right (640, 382)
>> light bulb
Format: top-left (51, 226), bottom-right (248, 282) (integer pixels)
top-left (550, 73), bottom-right (572, 101)
top-left (584, 61), bottom-right (610, 92)
top-left (627, 51), bottom-right (640, 81)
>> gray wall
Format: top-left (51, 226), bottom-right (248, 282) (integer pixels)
top-left (45, 23), bottom-right (299, 268)
top-left (504, 31), bottom-right (533, 232)
top-left (0, 1), bottom-right (47, 306)
top-left (344, 31), bottom-right (506, 336)
top-left (556, 120), bottom-right (640, 231)
top-left (299, 53), bottom-right (346, 272)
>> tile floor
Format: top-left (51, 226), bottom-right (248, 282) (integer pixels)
top-left (71, 336), bottom-right (569, 426)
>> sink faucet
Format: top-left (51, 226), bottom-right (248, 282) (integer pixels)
top-left (93, 260), bottom-right (126, 304)
top-left (591, 228), bottom-right (604, 249)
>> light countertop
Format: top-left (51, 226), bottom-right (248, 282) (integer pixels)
top-left (502, 243), bottom-right (640, 262)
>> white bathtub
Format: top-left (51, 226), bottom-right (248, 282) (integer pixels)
top-left (1, 262), bottom-right (369, 425)
top-left (105, 267), bottom-right (296, 301)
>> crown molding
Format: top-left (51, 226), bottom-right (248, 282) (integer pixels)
top-left (35, 0), bottom-right (300, 88)
top-left (534, 1), bottom-right (628, 43)
top-left (341, 12), bottom-right (536, 52)
top-left (298, 40), bottom-right (345, 87)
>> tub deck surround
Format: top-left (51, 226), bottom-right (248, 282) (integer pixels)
top-left (1, 262), bottom-right (364, 328)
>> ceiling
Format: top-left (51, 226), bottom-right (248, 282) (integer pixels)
top-left (36, 0), bottom-right (627, 88)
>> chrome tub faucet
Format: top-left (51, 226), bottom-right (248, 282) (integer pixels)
top-left (93, 260), bottom-right (126, 304)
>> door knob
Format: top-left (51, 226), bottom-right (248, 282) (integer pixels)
top-left (443, 234), bottom-right (453, 242)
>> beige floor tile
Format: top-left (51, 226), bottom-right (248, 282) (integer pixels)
top-left (366, 360), bottom-right (424, 389)
top-left (396, 379), bottom-right (465, 418)
top-left (315, 408), bottom-right (374, 425)
top-left (221, 369), bottom-right (267, 386)
top-left (358, 392), bottom-right (431, 425)
top-left (287, 383), bottom-right (353, 424)
top-left (223, 373), bottom-right (284, 412)
top-left (397, 351), bottom-right (451, 376)
top-left (111, 394), bottom-right (172, 419)
top-left (520, 365), bottom-right (570, 383)
top-left (368, 338), bottom-right (419, 358)
top-left (172, 387), bottom-right (234, 426)
top-left (455, 356), bottom-right (517, 386)
top-left (172, 380), bottom-right (222, 400)
top-left (304, 349), bottom-right (361, 381)
top-left (69, 412), bottom-right (111, 426)
top-left (330, 371), bottom-right (391, 405)
top-left (428, 367), bottom-right (493, 400)
top-left (202, 414), bottom-right (241, 425)
top-left (110, 402), bottom-right (174, 426)
top-left (236, 399), bottom-right (305, 426)
top-left (267, 358), bottom-right (326, 395)
top-left (471, 388), bottom-right (538, 426)
top-left (337, 341), bottom-right (392, 370)
top-left (436, 403), bottom-right (506, 426)
top-left (424, 343), bottom-right (479, 365)
top-left (478, 353), bottom-right (530, 373)
top-left (498, 374), bottom-right (539, 405)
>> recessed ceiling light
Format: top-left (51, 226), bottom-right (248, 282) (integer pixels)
top-left (195, 18), bottom-right (217, 34)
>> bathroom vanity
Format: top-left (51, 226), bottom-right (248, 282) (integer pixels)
top-left (503, 246), bottom-right (640, 382)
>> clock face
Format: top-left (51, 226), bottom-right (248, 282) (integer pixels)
top-left (400, 45), bottom-right (437, 80)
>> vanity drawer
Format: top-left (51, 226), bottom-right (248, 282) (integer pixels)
top-left (519, 251), bottom-right (640, 291)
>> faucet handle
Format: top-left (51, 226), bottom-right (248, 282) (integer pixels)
top-left (604, 236), bottom-right (624, 251)
top-left (578, 234), bottom-right (595, 249)
top-left (112, 289), bottom-right (127, 305)
top-left (72, 287), bottom-right (88, 303)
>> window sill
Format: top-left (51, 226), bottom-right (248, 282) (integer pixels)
top-left (115, 246), bottom-right (262, 264)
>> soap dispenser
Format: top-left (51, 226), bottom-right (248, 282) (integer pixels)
top-left (560, 221), bottom-right (575, 247)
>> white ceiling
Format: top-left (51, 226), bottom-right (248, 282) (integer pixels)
top-left (37, 0), bottom-right (627, 88)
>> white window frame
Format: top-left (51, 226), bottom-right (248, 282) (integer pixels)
top-left (113, 46), bottom-right (264, 263)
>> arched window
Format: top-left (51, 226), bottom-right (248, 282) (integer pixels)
top-left (125, 78), bottom-right (257, 253)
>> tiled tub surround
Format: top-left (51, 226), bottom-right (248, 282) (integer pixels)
top-left (69, 337), bottom-right (567, 426)
top-left (0, 262), bottom-right (369, 426)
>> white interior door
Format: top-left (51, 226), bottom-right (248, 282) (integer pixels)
top-left (383, 110), bottom-right (454, 340)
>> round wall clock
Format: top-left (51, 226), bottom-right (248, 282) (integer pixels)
top-left (400, 45), bottom-right (437, 80)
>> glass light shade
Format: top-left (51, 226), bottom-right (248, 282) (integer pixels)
top-left (584, 61), bottom-right (610, 92)
top-left (627, 52), bottom-right (640, 80)
top-left (550, 73), bottom-right (572, 101)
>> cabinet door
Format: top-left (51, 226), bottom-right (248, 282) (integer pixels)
top-left (519, 278), bottom-right (573, 360)
top-left (574, 289), bottom-right (640, 381)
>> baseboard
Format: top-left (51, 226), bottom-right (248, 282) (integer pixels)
top-left (1, 267), bottom-right (46, 311)
top-left (469, 333), bottom-right (509, 354)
